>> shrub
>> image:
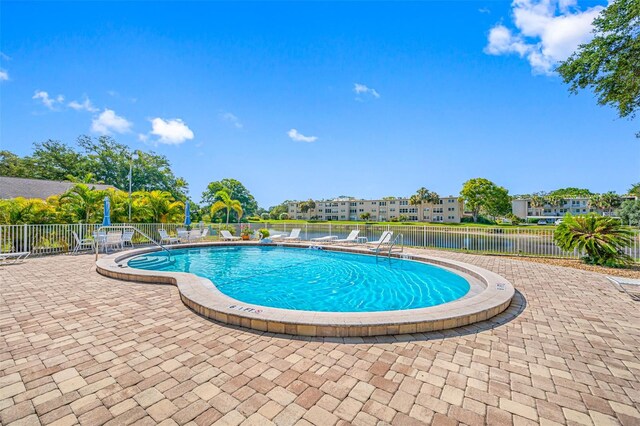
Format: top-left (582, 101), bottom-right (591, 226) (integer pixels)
top-left (553, 214), bottom-right (634, 267)
top-left (258, 228), bottom-right (269, 238)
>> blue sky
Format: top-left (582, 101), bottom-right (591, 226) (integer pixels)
top-left (1, 0), bottom-right (636, 207)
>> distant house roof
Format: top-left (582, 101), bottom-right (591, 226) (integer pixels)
top-left (0, 176), bottom-right (116, 200)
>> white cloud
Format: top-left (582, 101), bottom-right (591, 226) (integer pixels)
top-left (33, 90), bottom-right (64, 110)
top-left (149, 118), bottom-right (194, 145)
top-left (479, 7), bottom-right (491, 14)
top-left (485, 0), bottom-right (604, 74)
top-left (91, 109), bottom-right (132, 134)
top-left (138, 133), bottom-right (148, 142)
top-left (288, 128), bottom-right (318, 143)
top-left (0, 70), bottom-right (8, 81)
top-left (220, 112), bottom-right (243, 129)
top-left (68, 97), bottom-right (98, 112)
top-left (353, 83), bottom-right (380, 99)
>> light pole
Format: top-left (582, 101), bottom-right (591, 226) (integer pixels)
top-left (128, 152), bottom-right (139, 222)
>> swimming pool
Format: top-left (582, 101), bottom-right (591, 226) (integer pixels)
top-left (128, 245), bottom-right (470, 312)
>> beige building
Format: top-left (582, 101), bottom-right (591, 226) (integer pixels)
top-left (512, 196), bottom-right (635, 220)
top-left (288, 196), bottom-right (464, 223)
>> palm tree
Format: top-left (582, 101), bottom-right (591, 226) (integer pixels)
top-left (529, 192), bottom-right (547, 216)
top-left (59, 184), bottom-right (105, 223)
top-left (554, 214), bottom-right (634, 267)
top-left (409, 188), bottom-right (440, 219)
top-left (134, 190), bottom-right (184, 223)
top-left (210, 191), bottom-right (243, 225)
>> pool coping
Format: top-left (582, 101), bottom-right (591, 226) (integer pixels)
top-left (96, 242), bottom-right (515, 337)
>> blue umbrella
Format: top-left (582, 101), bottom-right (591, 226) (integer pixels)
top-left (184, 201), bottom-right (191, 226)
top-left (102, 196), bottom-right (111, 226)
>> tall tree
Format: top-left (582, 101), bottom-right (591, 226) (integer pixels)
top-left (409, 187), bottom-right (440, 207)
top-left (59, 184), bottom-right (106, 223)
top-left (460, 178), bottom-right (510, 222)
top-left (202, 178), bottom-right (258, 219)
top-left (629, 182), bottom-right (640, 197)
top-left (210, 191), bottom-right (243, 225)
top-left (132, 190), bottom-right (184, 223)
top-left (30, 140), bottom-right (89, 180)
top-left (0, 151), bottom-right (31, 178)
top-left (557, 0), bottom-right (640, 137)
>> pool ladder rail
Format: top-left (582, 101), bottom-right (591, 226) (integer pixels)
top-left (375, 233), bottom-right (404, 262)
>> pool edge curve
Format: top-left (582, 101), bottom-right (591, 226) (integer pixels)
top-left (96, 242), bottom-right (515, 337)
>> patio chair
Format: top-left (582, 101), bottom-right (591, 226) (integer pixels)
top-left (367, 231), bottom-right (393, 252)
top-left (159, 229), bottom-right (179, 245)
top-left (200, 228), bottom-right (209, 239)
top-left (103, 232), bottom-right (124, 253)
top-left (0, 251), bottom-right (30, 264)
top-left (334, 230), bottom-right (360, 244)
top-left (177, 229), bottom-right (189, 242)
top-left (72, 231), bottom-right (94, 254)
top-left (122, 230), bottom-right (135, 247)
top-left (284, 228), bottom-right (302, 241)
top-left (188, 229), bottom-right (202, 242)
top-left (220, 230), bottom-right (241, 241)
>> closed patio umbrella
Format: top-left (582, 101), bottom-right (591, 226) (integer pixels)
top-left (184, 201), bottom-right (191, 226)
top-left (102, 196), bottom-right (111, 227)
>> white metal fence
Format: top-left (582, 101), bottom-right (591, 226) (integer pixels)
top-left (2, 222), bottom-right (639, 260)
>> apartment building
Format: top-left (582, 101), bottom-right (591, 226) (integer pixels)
top-left (511, 196), bottom-right (635, 220)
top-left (288, 196), bottom-right (464, 223)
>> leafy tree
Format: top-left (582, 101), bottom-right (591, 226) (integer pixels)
top-left (617, 199), bottom-right (640, 225)
top-left (0, 197), bottom-right (57, 225)
top-left (133, 190), bottom-right (184, 223)
top-left (299, 199), bottom-right (316, 213)
top-left (590, 192), bottom-right (623, 214)
top-left (409, 187), bottom-right (440, 207)
top-left (210, 191), bottom-right (243, 225)
top-left (628, 182), bottom-right (640, 197)
top-left (360, 212), bottom-right (371, 221)
top-left (59, 184), bottom-right (106, 223)
top-left (202, 178), bottom-right (258, 220)
top-left (77, 136), bottom-right (188, 199)
top-left (382, 196), bottom-right (398, 200)
top-left (554, 214), bottom-right (634, 267)
top-left (0, 151), bottom-right (31, 178)
top-left (460, 178), bottom-right (510, 222)
top-left (549, 187), bottom-right (594, 198)
top-left (279, 213), bottom-right (289, 220)
top-left (557, 0), bottom-right (640, 137)
top-left (529, 192), bottom-right (548, 212)
top-left (268, 203), bottom-right (289, 220)
top-left (30, 140), bottom-right (89, 181)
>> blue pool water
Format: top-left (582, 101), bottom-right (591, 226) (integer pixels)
top-left (128, 246), bottom-right (470, 312)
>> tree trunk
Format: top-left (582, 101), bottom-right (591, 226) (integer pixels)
top-left (226, 208), bottom-right (230, 225)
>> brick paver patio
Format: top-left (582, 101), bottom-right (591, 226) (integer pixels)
top-left (1, 250), bottom-right (639, 425)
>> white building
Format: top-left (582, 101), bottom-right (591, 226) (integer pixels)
top-left (511, 196), bottom-right (634, 220)
top-left (288, 196), bottom-right (464, 223)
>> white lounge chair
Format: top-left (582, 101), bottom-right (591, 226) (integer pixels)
top-left (159, 229), bottom-right (179, 245)
top-left (0, 251), bottom-right (30, 264)
top-left (367, 231), bottom-right (393, 251)
top-left (284, 228), bottom-right (302, 241)
top-left (311, 235), bottom-right (338, 243)
top-left (267, 229), bottom-right (286, 239)
top-left (220, 230), bottom-right (241, 241)
top-left (334, 230), bottom-right (360, 244)
top-left (72, 232), bottom-right (94, 254)
top-left (200, 228), bottom-right (209, 239)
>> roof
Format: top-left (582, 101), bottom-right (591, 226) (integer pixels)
top-left (0, 176), bottom-right (116, 200)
